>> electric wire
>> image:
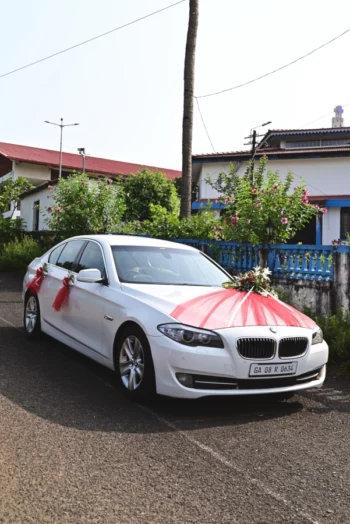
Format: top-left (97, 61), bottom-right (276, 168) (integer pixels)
top-left (0, 0), bottom-right (186, 80)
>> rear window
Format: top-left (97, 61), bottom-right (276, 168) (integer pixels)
top-left (49, 243), bottom-right (66, 265)
top-left (56, 240), bottom-right (86, 271)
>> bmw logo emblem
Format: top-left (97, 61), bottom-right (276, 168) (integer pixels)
top-left (270, 327), bottom-right (278, 333)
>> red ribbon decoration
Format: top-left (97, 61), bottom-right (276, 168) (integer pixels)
top-left (26, 267), bottom-right (44, 294)
top-left (52, 277), bottom-right (72, 311)
top-left (170, 288), bottom-right (317, 330)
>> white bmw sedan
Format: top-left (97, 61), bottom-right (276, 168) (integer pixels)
top-left (23, 235), bottom-right (328, 400)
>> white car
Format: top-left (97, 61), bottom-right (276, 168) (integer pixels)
top-left (23, 235), bottom-right (328, 400)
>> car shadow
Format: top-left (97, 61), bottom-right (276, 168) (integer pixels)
top-left (0, 324), bottom-right (306, 433)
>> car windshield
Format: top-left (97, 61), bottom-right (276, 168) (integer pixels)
top-left (112, 246), bottom-right (232, 286)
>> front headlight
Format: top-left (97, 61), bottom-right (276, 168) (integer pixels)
top-left (158, 323), bottom-right (224, 348)
top-left (312, 328), bottom-right (323, 345)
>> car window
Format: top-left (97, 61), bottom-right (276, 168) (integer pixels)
top-left (76, 241), bottom-right (106, 279)
top-left (56, 240), bottom-right (86, 271)
top-left (112, 246), bottom-right (231, 286)
top-left (48, 243), bottom-right (66, 265)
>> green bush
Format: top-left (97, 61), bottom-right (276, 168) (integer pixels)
top-left (0, 216), bottom-right (25, 244)
top-left (124, 169), bottom-right (179, 221)
top-left (304, 307), bottom-right (350, 367)
top-left (0, 237), bottom-right (44, 273)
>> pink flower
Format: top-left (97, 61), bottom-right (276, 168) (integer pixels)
top-left (231, 216), bottom-right (239, 224)
top-left (281, 217), bottom-right (288, 224)
top-left (302, 196), bottom-right (309, 204)
top-left (271, 185), bottom-right (279, 191)
top-left (252, 189), bottom-right (257, 194)
top-left (108, 179), bottom-right (113, 184)
top-left (322, 208), bottom-right (327, 214)
top-left (303, 189), bottom-right (309, 196)
top-left (48, 185), bottom-right (53, 190)
top-left (47, 207), bottom-right (52, 212)
top-left (56, 207), bottom-right (61, 213)
top-left (224, 197), bottom-right (230, 205)
top-left (260, 189), bottom-right (265, 195)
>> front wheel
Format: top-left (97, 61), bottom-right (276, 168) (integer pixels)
top-left (115, 325), bottom-right (156, 401)
top-left (24, 293), bottom-right (41, 337)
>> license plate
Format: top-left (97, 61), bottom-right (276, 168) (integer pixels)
top-left (249, 362), bottom-right (298, 377)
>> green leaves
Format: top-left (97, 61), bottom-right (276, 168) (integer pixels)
top-left (45, 173), bottom-right (126, 236)
top-left (207, 157), bottom-right (320, 244)
top-left (0, 177), bottom-right (34, 216)
top-left (123, 169), bottom-right (179, 221)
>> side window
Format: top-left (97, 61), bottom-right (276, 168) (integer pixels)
top-left (76, 241), bottom-right (106, 278)
top-left (49, 243), bottom-right (66, 266)
top-left (56, 240), bottom-right (86, 271)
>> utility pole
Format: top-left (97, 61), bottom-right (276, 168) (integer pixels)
top-left (45, 118), bottom-right (79, 178)
top-left (244, 121), bottom-right (272, 184)
top-left (78, 148), bottom-right (86, 173)
top-left (180, 0), bottom-right (199, 218)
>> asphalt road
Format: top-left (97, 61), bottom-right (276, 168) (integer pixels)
top-left (1, 273), bottom-right (350, 524)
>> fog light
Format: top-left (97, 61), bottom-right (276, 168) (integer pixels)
top-left (176, 373), bottom-right (194, 388)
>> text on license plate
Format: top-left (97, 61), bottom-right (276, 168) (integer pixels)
top-left (249, 362), bottom-right (298, 377)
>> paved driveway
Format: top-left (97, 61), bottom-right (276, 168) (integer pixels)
top-left (0, 273), bottom-right (350, 524)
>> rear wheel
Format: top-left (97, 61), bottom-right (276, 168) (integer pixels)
top-left (115, 325), bottom-right (156, 401)
top-left (24, 294), bottom-right (41, 338)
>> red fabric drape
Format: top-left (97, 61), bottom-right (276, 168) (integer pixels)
top-left (170, 288), bottom-right (316, 330)
top-left (26, 267), bottom-right (44, 294)
top-left (52, 277), bottom-right (71, 311)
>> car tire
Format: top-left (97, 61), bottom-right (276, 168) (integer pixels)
top-left (24, 293), bottom-right (42, 338)
top-left (115, 324), bottom-right (156, 401)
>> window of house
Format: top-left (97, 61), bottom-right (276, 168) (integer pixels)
top-left (285, 139), bottom-right (350, 149)
top-left (340, 208), bottom-right (350, 239)
top-left (33, 200), bottom-right (40, 232)
top-left (76, 241), bottom-right (106, 279)
top-left (56, 240), bottom-right (86, 271)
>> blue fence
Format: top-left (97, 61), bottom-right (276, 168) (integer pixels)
top-left (173, 239), bottom-right (350, 282)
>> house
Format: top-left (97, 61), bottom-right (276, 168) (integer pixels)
top-left (0, 142), bottom-right (181, 231)
top-left (192, 106), bottom-right (350, 245)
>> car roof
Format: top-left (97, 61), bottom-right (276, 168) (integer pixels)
top-left (70, 234), bottom-right (197, 251)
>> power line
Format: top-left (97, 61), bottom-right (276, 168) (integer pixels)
top-left (195, 27), bottom-right (350, 99)
top-left (0, 0), bottom-right (186, 80)
top-left (301, 102), bottom-right (350, 128)
top-left (195, 98), bottom-right (216, 151)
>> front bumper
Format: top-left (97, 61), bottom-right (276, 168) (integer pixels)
top-left (149, 326), bottom-right (329, 399)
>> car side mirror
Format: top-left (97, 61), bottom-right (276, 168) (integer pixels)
top-left (77, 269), bottom-right (103, 283)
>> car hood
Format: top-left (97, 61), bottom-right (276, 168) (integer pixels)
top-left (121, 284), bottom-right (316, 330)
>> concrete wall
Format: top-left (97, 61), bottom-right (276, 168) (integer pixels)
top-left (14, 163), bottom-right (51, 184)
top-left (21, 187), bottom-right (52, 231)
top-left (197, 157), bottom-right (350, 200)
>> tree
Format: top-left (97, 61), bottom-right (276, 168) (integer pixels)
top-left (206, 157), bottom-right (326, 245)
top-left (0, 177), bottom-right (33, 217)
top-left (123, 169), bottom-right (179, 221)
top-left (45, 173), bottom-right (126, 236)
top-left (180, 0), bottom-right (199, 218)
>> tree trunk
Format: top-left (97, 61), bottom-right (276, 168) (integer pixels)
top-left (180, 0), bottom-right (199, 218)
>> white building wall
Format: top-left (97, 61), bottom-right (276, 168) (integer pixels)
top-left (14, 163), bottom-right (51, 184)
top-left (21, 187), bottom-right (52, 231)
top-left (197, 157), bottom-right (350, 200)
top-left (322, 208), bottom-right (340, 244)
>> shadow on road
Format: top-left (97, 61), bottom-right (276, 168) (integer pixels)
top-left (0, 324), bottom-right (306, 433)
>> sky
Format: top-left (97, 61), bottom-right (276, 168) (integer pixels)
top-left (1, 0), bottom-right (350, 171)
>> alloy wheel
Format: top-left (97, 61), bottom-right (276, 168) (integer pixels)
top-left (119, 336), bottom-right (145, 390)
top-left (25, 296), bottom-right (38, 334)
